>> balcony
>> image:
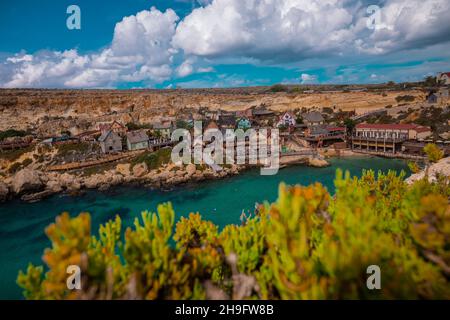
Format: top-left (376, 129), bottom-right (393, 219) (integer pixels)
top-left (351, 135), bottom-right (407, 143)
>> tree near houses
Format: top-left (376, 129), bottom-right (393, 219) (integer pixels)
top-left (407, 161), bottom-right (421, 174)
top-left (424, 143), bottom-right (444, 163)
top-left (423, 76), bottom-right (438, 87)
top-left (343, 118), bottom-right (356, 136)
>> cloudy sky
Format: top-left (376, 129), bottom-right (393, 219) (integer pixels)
top-left (0, 0), bottom-right (449, 88)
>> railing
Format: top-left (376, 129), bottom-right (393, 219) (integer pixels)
top-left (149, 140), bottom-right (174, 148)
top-left (352, 136), bottom-right (407, 143)
top-left (305, 134), bottom-right (345, 141)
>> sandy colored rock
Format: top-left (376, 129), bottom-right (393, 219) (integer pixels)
top-left (46, 180), bottom-right (63, 193)
top-left (12, 168), bottom-right (43, 194)
top-left (0, 181), bottom-right (9, 201)
top-left (406, 157), bottom-right (450, 184)
top-left (116, 163), bottom-right (131, 176)
top-left (308, 157), bottom-right (330, 168)
top-left (84, 174), bottom-right (101, 189)
top-left (58, 173), bottom-right (74, 188)
top-left (132, 163), bottom-right (148, 177)
top-left (186, 164), bottom-right (196, 176)
top-left (110, 174), bottom-right (124, 186)
top-left (0, 88), bottom-right (426, 134)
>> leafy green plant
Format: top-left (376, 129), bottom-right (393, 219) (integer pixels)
top-left (0, 129), bottom-right (27, 141)
top-left (131, 148), bottom-right (172, 170)
top-left (424, 143), bottom-right (444, 163)
top-left (17, 170), bottom-right (450, 300)
top-left (269, 84), bottom-right (289, 93)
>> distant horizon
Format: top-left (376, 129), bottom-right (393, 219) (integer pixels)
top-left (0, 79), bottom-right (441, 91)
top-left (1, 0), bottom-right (449, 89)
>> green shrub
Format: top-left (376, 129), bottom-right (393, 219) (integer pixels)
top-left (21, 158), bottom-right (33, 167)
top-left (56, 142), bottom-right (90, 157)
top-left (395, 95), bottom-right (415, 103)
top-left (0, 129), bottom-right (27, 141)
top-left (0, 146), bottom-right (33, 161)
top-left (17, 170), bottom-right (450, 300)
top-left (424, 143), bottom-right (444, 163)
top-left (269, 84), bottom-right (289, 93)
top-left (8, 162), bottom-right (22, 174)
top-left (130, 148), bottom-right (171, 170)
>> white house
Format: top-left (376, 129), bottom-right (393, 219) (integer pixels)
top-left (277, 112), bottom-right (296, 128)
top-left (437, 72), bottom-right (450, 85)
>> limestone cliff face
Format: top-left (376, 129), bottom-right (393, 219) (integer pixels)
top-left (0, 88), bottom-right (425, 135)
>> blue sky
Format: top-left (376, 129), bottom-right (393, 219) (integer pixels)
top-left (0, 0), bottom-right (449, 88)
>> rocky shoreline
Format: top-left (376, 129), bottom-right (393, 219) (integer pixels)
top-left (0, 150), bottom-right (377, 204)
top-left (0, 162), bottom-right (244, 203)
top-left (405, 157), bottom-right (450, 184)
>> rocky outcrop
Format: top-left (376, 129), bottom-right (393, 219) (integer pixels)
top-left (21, 190), bottom-right (54, 202)
top-left (46, 179), bottom-right (63, 193)
top-left (132, 163), bottom-right (148, 177)
top-left (406, 157), bottom-right (450, 184)
top-left (308, 156), bottom-right (330, 168)
top-left (3, 158), bottom-right (245, 202)
top-left (186, 164), bottom-right (196, 176)
top-left (116, 163), bottom-right (131, 176)
top-left (12, 168), bottom-right (44, 194)
top-left (0, 181), bottom-right (9, 202)
top-left (57, 173), bottom-right (82, 191)
top-left (0, 88), bottom-right (424, 133)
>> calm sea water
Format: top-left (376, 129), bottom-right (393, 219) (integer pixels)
top-left (0, 157), bottom-right (409, 299)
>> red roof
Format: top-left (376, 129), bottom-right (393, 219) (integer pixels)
top-left (440, 72), bottom-right (450, 77)
top-left (205, 121), bottom-right (219, 130)
top-left (327, 126), bottom-right (346, 131)
top-left (415, 126), bottom-right (432, 133)
top-left (356, 123), bottom-right (430, 131)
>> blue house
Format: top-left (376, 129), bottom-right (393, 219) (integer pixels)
top-left (237, 117), bottom-right (252, 130)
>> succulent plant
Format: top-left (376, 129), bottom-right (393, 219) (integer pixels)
top-left (17, 170), bottom-right (450, 300)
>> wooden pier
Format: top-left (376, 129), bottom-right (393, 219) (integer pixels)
top-left (352, 150), bottom-right (426, 160)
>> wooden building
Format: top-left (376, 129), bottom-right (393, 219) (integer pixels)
top-left (98, 121), bottom-right (127, 136)
top-left (302, 112), bottom-right (324, 126)
top-left (126, 130), bottom-right (149, 151)
top-left (352, 123), bottom-right (431, 154)
top-left (98, 130), bottom-right (122, 153)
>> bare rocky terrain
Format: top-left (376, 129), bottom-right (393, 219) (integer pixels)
top-left (0, 86), bottom-right (426, 135)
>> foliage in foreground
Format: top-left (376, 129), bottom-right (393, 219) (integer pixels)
top-left (17, 170), bottom-right (450, 300)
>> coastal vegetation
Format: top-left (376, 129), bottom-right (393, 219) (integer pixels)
top-left (395, 95), bottom-right (416, 103)
top-left (130, 148), bottom-right (172, 170)
top-left (424, 143), bottom-right (444, 163)
top-left (17, 168), bottom-right (450, 299)
top-left (56, 142), bottom-right (92, 157)
top-left (0, 129), bottom-right (28, 141)
top-left (0, 146), bottom-right (32, 161)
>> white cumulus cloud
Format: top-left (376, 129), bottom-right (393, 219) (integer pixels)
top-left (1, 7), bottom-right (179, 88)
top-left (1, 0), bottom-right (450, 88)
top-left (173, 0), bottom-right (450, 61)
top-left (300, 73), bottom-right (318, 84)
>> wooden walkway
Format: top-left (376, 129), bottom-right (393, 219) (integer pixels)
top-left (47, 151), bottom-right (143, 172)
top-left (352, 150), bottom-right (426, 160)
top-left (0, 141), bottom-right (34, 151)
top-left (281, 150), bottom-right (317, 157)
top-left (351, 109), bottom-right (385, 121)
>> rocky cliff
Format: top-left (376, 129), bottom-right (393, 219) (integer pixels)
top-left (0, 88), bottom-right (425, 135)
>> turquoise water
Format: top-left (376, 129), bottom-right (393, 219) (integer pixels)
top-left (0, 157), bottom-right (409, 299)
